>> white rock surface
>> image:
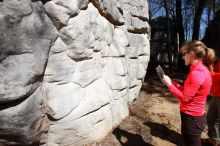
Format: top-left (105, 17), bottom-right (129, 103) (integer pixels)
top-left (0, 0), bottom-right (150, 145)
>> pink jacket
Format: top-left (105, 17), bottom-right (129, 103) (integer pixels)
top-left (168, 61), bottom-right (212, 116)
top-left (210, 59), bottom-right (220, 97)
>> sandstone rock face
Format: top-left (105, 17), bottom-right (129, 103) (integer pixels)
top-left (0, 0), bottom-right (150, 145)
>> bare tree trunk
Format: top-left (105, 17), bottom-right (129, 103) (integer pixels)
top-left (176, 0), bottom-right (185, 47)
top-left (163, 0), bottom-right (172, 73)
top-left (213, 0), bottom-right (216, 14)
top-left (192, 0), bottom-right (206, 40)
top-left (184, 1), bottom-right (188, 41)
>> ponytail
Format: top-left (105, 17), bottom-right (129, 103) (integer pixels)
top-left (180, 40), bottom-right (216, 71)
top-left (203, 48), bottom-right (215, 71)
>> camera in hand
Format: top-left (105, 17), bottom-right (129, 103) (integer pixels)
top-left (156, 65), bottom-right (165, 79)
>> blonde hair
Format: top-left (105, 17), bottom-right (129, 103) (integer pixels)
top-left (180, 40), bottom-right (215, 71)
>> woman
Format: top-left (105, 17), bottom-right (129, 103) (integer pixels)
top-left (207, 58), bottom-right (220, 145)
top-left (161, 40), bottom-right (214, 146)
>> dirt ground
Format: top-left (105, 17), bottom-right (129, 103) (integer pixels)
top-left (92, 72), bottom-right (212, 146)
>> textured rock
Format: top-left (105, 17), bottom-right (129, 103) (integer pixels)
top-left (0, 0), bottom-right (150, 145)
top-left (0, 0), bottom-right (57, 145)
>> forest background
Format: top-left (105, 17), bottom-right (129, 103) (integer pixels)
top-left (148, 0), bottom-right (220, 73)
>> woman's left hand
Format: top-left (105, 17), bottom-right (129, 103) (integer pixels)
top-left (162, 75), bottom-right (172, 86)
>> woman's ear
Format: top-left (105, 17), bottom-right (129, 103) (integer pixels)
top-left (189, 50), bottom-right (195, 56)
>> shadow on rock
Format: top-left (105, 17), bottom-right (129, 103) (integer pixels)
top-left (144, 122), bottom-right (182, 146)
top-left (113, 128), bottom-right (153, 146)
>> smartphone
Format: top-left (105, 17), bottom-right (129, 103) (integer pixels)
top-left (156, 65), bottom-right (165, 79)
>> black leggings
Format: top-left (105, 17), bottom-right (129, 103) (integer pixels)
top-left (180, 112), bottom-right (206, 146)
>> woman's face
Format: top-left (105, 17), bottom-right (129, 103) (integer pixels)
top-left (182, 51), bottom-right (193, 65)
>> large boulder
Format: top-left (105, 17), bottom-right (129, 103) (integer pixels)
top-left (0, 0), bottom-right (150, 145)
top-left (0, 0), bottom-right (57, 145)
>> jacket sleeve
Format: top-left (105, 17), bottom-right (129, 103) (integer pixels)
top-left (168, 71), bottom-right (204, 102)
top-left (171, 81), bottom-right (183, 91)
